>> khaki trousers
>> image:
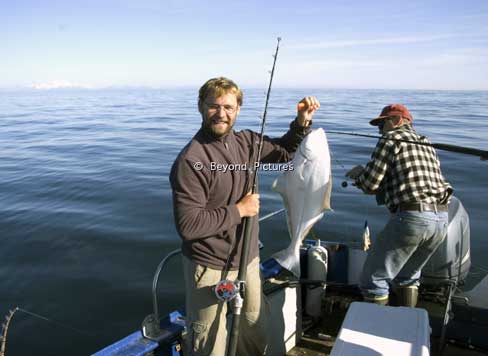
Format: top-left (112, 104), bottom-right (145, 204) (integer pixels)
top-left (182, 255), bottom-right (269, 356)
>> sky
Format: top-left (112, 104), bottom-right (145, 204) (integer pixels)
top-left (2, 0), bottom-right (488, 90)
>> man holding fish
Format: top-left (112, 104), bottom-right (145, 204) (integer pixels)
top-left (346, 104), bottom-right (453, 307)
top-left (170, 77), bottom-right (319, 355)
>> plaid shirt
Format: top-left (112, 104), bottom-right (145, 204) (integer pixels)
top-left (356, 125), bottom-right (453, 211)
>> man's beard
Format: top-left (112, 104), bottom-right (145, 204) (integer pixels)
top-left (203, 116), bottom-right (234, 137)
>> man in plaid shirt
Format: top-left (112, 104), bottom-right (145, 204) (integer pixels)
top-left (346, 104), bottom-right (453, 307)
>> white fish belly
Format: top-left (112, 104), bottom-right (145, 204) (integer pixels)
top-left (271, 128), bottom-right (332, 277)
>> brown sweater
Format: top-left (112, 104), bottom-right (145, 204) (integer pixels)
top-left (170, 119), bottom-right (311, 269)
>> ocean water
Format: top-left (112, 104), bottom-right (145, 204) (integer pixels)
top-left (0, 88), bottom-right (487, 355)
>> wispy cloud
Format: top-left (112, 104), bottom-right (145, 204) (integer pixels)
top-left (288, 34), bottom-right (462, 50)
top-left (29, 80), bottom-right (93, 90)
top-left (295, 49), bottom-right (488, 71)
top-left (286, 59), bottom-right (387, 70)
top-left (116, 0), bottom-right (202, 14)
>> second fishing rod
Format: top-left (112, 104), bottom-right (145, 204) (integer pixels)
top-left (326, 130), bottom-right (488, 160)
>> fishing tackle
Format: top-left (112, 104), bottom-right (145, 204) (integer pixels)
top-left (227, 37), bottom-right (282, 356)
top-left (1, 308), bottom-right (17, 356)
top-left (1, 306), bottom-right (95, 356)
top-left (214, 280), bottom-right (240, 302)
top-left (333, 128), bottom-right (488, 187)
top-left (326, 130), bottom-right (488, 160)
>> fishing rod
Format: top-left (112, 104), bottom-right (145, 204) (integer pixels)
top-left (326, 130), bottom-right (488, 160)
top-left (227, 37), bottom-right (282, 356)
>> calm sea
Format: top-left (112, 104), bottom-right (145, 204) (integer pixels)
top-left (1, 88), bottom-right (487, 355)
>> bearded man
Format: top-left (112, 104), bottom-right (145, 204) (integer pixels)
top-left (170, 77), bottom-right (319, 355)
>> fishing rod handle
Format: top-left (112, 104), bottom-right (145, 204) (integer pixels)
top-left (227, 313), bottom-right (241, 356)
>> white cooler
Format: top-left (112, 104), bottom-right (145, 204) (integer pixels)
top-left (331, 302), bottom-right (430, 356)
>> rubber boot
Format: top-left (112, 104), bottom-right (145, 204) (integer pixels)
top-left (394, 286), bottom-right (418, 307)
top-left (363, 295), bottom-right (389, 305)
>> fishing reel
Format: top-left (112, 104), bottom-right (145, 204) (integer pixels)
top-left (214, 280), bottom-right (239, 302)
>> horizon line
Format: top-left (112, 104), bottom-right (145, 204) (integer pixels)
top-left (1, 85), bottom-right (488, 92)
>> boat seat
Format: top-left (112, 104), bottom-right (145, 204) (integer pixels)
top-left (330, 302), bottom-right (430, 356)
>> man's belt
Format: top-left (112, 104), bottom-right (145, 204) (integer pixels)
top-left (396, 202), bottom-right (448, 213)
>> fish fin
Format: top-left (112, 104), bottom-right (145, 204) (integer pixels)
top-left (322, 172), bottom-right (333, 210)
top-left (297, 213), bottom-right (324, 242)
top-left (271, 247), bottom-right (301, 278)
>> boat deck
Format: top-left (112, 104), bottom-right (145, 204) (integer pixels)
top-left (285, 288), bottom-right (488, 356)
top-left (288, 333), bottom-right (488, 356)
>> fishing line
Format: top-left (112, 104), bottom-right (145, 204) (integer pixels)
top-left (328, 146), bottom-right (371, 244)
top-left (330, 153), bottom-right (350, 188)
top-left (472, 265), bottom-right (488, 274)
top-left (258, 208), bottom-right (285, 222)
top-left (15, 307), bottom-right (98, 338)
top-left (1, 307), bottom-right (99, 356)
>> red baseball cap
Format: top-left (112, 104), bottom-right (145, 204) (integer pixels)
top-left (370, 104), bottom-right (413, 126)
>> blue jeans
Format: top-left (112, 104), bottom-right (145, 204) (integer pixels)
top-left (360, 210), bottom-right (448, 298)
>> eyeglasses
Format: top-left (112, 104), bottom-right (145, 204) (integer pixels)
top-left (204, 102), bottom-right (237, 114)
top-left (378, 115), bottom-right (401, 130)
